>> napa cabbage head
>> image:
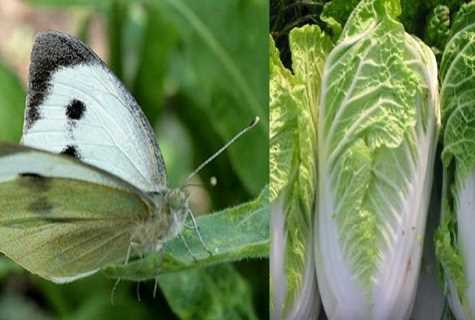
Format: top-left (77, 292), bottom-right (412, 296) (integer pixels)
top-left (270, 25), bottom-right (332, 319)
top-left (315, 0), bottom-right (439, 319)
top-left (436, 2), bottom-right (475, 319)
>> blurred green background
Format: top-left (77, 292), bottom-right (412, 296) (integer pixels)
top-left (0, 0), bottom-right (268, 319)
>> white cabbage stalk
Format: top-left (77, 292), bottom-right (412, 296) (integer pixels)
top-left (315, 0), bottom-right (439, 319)
top-left (436, 2), bottom-right (475, 319)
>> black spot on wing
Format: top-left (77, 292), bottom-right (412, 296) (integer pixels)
top-left (25, 31), bottom-right (103, 130)
top-left (18, 173), bottom-right (50, 192)
top-left (60, 145), bottom-right (80, 159)
top-left (28, 196), bottom-right (53, 214)
top-left (66, 99), bottom-right (86, 120)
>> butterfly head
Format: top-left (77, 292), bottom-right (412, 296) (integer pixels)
top-left (135, 188), bottom-right (189, 251)
top-left (164, 189), bottom-right (190, 239)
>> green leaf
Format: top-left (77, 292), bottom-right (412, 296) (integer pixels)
top-left (0, 62), bottom-right (25, 143)
top-left (160, 264), bottom-right (257, 320)
top-left (106, 0), bottom-right (128, 80)
top-left (33, 274), bottom-right (153, 319)
top-left (320, 0), bottom-right (361, 38)
top-left (435, 198), bottom-right (466, 304)
top-left (104, 187), bottom-right (269, 280)
top-left (132, 3), bottom-right (177, 118)
top-left (270, 24), bottom-right (332, 317)
top-left (269, 38), bottom-right (296, 202)
top-left (153, 0), bottom-right (268, 196)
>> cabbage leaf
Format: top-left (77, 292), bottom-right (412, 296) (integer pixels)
top-left (270, 25), bottom-right (332, 319)
top-left (436, 2), bottom-right (475, 319)
top-left (316, 0), bottom-right (439, 318)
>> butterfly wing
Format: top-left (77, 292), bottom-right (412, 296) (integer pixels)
top-left (0, 144), bottom-right (153, 283)
top-left (21, 31), bottom-right (166, 192)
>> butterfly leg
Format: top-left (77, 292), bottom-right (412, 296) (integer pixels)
top-left (153, 277), bottom-right (159, 299)
top-left (111, 278), bottom-right (122, 305)
top-left (178, 233), bottom-right (198, 262)
top-left (136, 281), bottom-right (142, 302)
top-left (188, 210), bottom-right (213, 256)
top-left (183, 222), bottom-right (195, 229)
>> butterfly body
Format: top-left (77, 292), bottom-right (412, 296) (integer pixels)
top-left (132, 189), bottom-right (189, 254)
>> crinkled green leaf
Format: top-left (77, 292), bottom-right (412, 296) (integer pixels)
top-left (339, 0), bottom-right (401, 41)
top-left (450, 1), bottom-right (475, 36)
top-left (269, 37), bottom-right (297, 202)
top-left (270, 24), bottom-right (332, 318)
top-left (316, 0), bottom-right (439, 317)
top-left (320, 0), bottom-right (361, 38)
top-left (104, 187), bottom-right (269, 280)
top-left (438, 3), bottom-right (475, 318)
top-left (160, 264), bottom-right (257, 320)
top-left (424, 5), bottom-right (450, 57)
top-left (0, 62), bottom-right (25, 143)
top-left (435, 198), bottom-right (466, 300)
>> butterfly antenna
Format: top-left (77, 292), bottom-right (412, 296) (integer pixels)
top-left (184, 117), bottom-right (260, 185)
top-left (187, 209), bottom-right (212, 256)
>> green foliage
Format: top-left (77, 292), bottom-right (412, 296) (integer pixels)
top-left (425, 5), bottom-right (451, 56)
top-left (320, 0), bottom-right (361, 37)
top-left (0, 0), bottom-right (268, 319)
top-left (0, 63), bottom-right (24, 143)
top-left (153, 0), bottom-right (268, 196)
top-left (160, 264), bottom-right (258, 320)
top-left (106, 187), bottom-right (269, 279)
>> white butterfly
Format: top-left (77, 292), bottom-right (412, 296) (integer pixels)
top-left (0, 31), bottom-right (258, 283)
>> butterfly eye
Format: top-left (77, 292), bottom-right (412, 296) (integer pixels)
top-left (165, 190), bottom-right (187, 211)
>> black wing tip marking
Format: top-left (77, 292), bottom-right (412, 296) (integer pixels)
top-left (25, 31), bottom-right (102, 130)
